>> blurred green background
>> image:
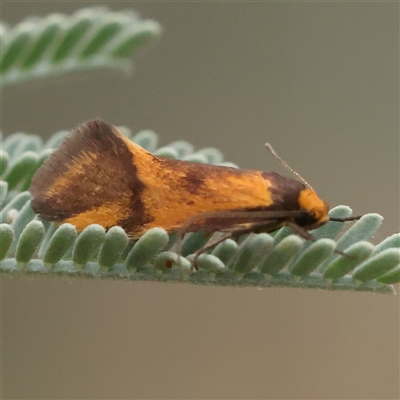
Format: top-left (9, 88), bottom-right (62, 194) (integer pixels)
top-left (2, 2), bottom-right (399, 399)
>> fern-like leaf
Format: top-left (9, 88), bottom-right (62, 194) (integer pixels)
top-left (0, 127), bottom-right (398, 294)
top-left (0, 7), bottom-right (162, 87)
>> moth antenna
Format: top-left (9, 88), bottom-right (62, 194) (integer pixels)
top-left (265, 143), bottom-right (314, 191)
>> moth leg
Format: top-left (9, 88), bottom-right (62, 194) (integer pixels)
top-left (191, 221), bottom-right (276, 268)
top-left (284, 221), bottom-right (353, 258)
top-left (284, 221), bottom-right (316, 242)
top-left (191, 232), bottom-right (233, 269)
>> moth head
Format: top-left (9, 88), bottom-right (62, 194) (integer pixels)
top-left (296, 189), bottom-right (330, 230)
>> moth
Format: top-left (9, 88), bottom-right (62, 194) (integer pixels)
top-left (30, 119), bottom-right (359, 259)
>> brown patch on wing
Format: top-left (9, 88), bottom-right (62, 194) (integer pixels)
top-left (30, 120), bottom-right (152, 232)
top-left (262, 172), bottom-right (305, 212)
top-left (180, 169), bottom-right (206, 195)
